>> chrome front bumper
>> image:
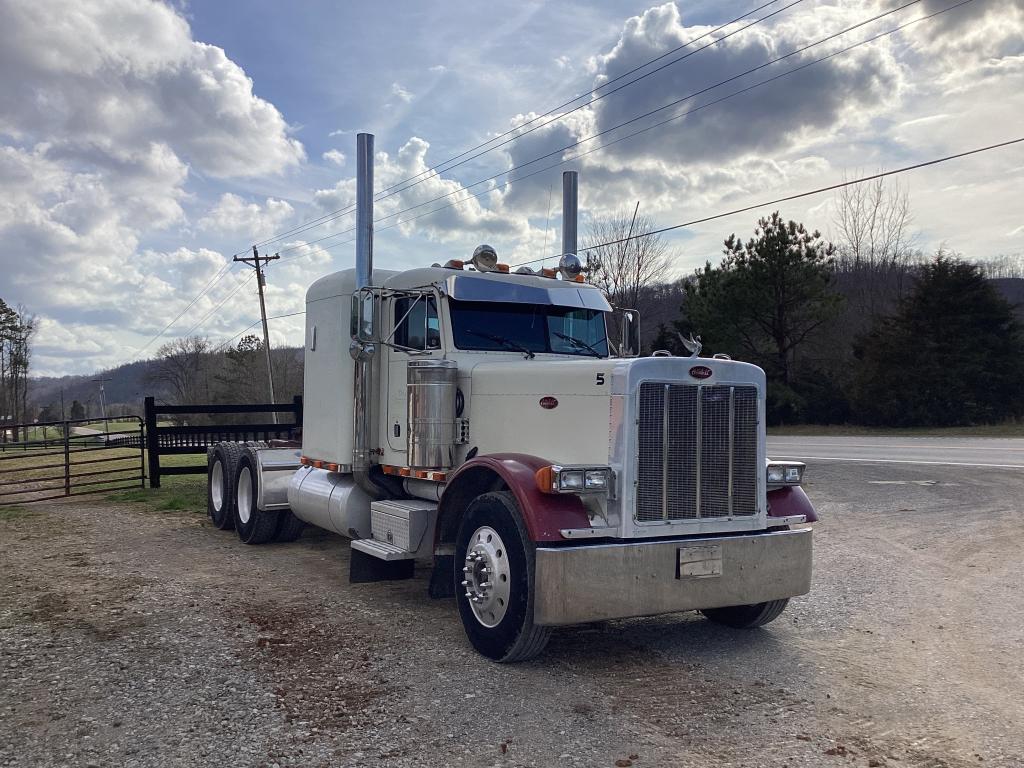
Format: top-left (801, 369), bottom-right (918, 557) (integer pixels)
top-left (533, 528), bottom-right (812, 626)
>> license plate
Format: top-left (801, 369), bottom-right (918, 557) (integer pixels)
top-left (677, 544), bottom-right (722, 579)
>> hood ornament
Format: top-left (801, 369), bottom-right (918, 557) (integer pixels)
top-left (678, 333), bottom-right (702, 358)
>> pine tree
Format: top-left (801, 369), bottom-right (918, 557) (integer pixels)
top-left (684, 212), bottom-right (841, 385)
top-left (854, 255), bottom-right (1024, 426)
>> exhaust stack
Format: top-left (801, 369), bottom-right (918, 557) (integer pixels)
top-left (562, 170), bottom-right (578, 257)
top-left (355, 133), bottom-right (374, 290)
top-left (352, 133), bottom-right (383, 497)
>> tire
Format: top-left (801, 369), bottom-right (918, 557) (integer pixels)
top-left (454, 491), bottom-right (551, 662)
top-left (274, 510), bottom-right (305, 543)
top-left (207, 442), bottom-right (246, 531)
top-left (232, 449), bottom-right (279, 545)
top-left (701, 598), bottom-right (789, 629)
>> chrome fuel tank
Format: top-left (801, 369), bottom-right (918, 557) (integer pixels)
top-left (407, 358), bottom-right (457, 470)
top-left (287, 466), bottom-right (372, 539)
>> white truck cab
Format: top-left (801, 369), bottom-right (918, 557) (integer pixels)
top-left (206, 134), bottom-right (815, 662)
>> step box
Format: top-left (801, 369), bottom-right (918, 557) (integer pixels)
top-left (369, 498), bottom-right (438, 559)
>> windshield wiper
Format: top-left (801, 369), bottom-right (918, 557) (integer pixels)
top-left (552, 331), bottom-right (602, 358)
top-left (466, 330), bottom-right (536, 359)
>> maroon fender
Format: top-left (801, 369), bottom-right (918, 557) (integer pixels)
top-left (441, 453), bottom-right (591, 542)
top-left (767, 485), bottom-right (818, 523)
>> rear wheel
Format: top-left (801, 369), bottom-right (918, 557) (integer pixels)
top-left (232, 450), bottom-right (279, 545)
top-left (455, 491), bottom-right (550, 662)
top-left (207, 442), bottom-right (244, 530)
top-left (701, 598), bottom-right (789, 628)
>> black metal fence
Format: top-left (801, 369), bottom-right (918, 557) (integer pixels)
top-left (144, 396), bottom-right (302, 488)
top-left (0, 417), bottom-right (146, 507)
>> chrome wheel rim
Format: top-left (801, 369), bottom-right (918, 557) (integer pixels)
top-left (237, 466), bottom-right (252, 524)
top-left (463, 525), bottom-right (511, 628)
top-left (210, 459), bottom-right (224, 511)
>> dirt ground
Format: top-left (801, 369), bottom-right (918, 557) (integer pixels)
top-left (1, 461), bottom-right (1022, 768)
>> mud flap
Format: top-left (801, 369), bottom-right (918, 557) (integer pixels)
top-left (349, 547), bottom-right (415, 583)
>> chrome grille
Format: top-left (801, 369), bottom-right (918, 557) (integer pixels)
top-left (636, 383), bottom-right (759, 522)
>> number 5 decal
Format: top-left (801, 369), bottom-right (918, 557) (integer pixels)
top-left (596, 373), bottom-right (605, 385)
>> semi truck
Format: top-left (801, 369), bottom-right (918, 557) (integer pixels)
top-left (205, 133), bottom-right (817, 662)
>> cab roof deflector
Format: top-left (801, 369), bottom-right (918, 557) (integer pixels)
top-left (444, 274), bottom-right (611, 312)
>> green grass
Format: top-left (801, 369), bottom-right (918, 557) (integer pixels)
top-left (769, 422), bottom-right (1024, 437)
top-left (0, 505), bottom-right (36, 521)
top-left (105, 451), bottom-right (207, 514)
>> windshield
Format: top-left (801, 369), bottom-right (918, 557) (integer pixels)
top-left (449, 299), bottom-right (609, 357)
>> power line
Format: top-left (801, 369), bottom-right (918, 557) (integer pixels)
top-left (282, 0), bottom-right (943, 257)
top-left (128, 0), bottom-right (972, 350)
top-left (245, 0), bottom-right (799, 253)
top-left (172, 270), bottom-right (257, 343)
top-left (377, 0), bottom-right (805, 201)
top-left (125, 261), bottom-right (237, 362)
top-left (201, 137), bottom-right (1024, 348)
top-left (212, 311), bottom-right (306, 353)
top-left (512, 137), bottom-right (1024, 267)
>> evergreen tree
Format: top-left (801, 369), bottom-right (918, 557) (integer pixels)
top-left (854, 255), bottom-right (1024, 426)
top-left (682, 213), bottom-right (842, 423)
top-left (69, 400), bottom-right (86, 420)
top-left (684, 212), bottom-right (841, 385)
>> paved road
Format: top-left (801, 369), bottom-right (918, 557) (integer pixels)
top-left (769, 435), bottom-right (1024, 468)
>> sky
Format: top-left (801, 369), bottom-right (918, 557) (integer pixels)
top-left (0, 0), bottom-right (1021, 377)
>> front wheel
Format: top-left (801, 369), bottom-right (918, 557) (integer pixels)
top-left (701, 598), bottom-right (789, 628)
top-left (455, 491), bottom-right (551, 663)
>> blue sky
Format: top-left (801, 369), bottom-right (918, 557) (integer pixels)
top-left (1, 0), bottom-right (1021, 376)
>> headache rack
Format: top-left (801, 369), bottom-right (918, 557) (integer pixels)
top-left (636, 382), bottom-right (759, 522)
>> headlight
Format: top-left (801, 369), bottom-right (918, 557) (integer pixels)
top-left (535, 465), bottom-right (614, 496)
top-left (767, 461), bottom-right (805, 487)
top-left (558, 469), bottom-right (585, 491)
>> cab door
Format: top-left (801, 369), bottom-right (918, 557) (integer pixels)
top-left (385, 293), bottom-right (440, 456)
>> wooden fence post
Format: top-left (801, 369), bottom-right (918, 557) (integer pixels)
top-left (293, 395), bottom-right (303, 429)
top-left (144, 397), bottom-right (161, 488)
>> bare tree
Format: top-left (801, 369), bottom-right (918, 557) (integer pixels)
top-left (585, 207), bottom-right (672, 310)
top-left (145, 336), bottom-right (213, 410)
top-left (831, 175), bottom-right (918, 323)
top-left (977, 253), bottom-right (1024, 279)
top-left (0, 300), bottom-right (35, 441)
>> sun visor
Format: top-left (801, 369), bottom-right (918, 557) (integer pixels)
top-left (444, 274), bottom-right (611, 312)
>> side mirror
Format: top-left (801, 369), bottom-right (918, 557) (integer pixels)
top-left (351, 287), bottom-right (377, 342)
top-left (619, 308), bottom-right (641, 358)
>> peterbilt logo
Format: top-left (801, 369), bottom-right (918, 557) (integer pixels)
top-left (689, 365), bottom-right (713, 380)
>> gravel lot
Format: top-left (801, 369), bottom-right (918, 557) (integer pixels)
top-left (1, 459), bottom-right (1022, 768)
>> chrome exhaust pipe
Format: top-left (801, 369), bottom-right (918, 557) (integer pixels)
top-left (562, 170), bottom-right (578, 257)
top-left (352, 132), bottom-right (384, 498)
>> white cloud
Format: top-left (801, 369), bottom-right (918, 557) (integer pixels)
top-left (322, 149), bottom-right (347, 166)
top-left (0, 0), bottom-right (307, 375)
top-left (0, 0), bottom-right (305, 178)
top-left (391, 82), bottom-right (414, 103)
top-left (198, 193), bottom-right (294, 241)
top-left (314, 137), bottom-right (529, 245)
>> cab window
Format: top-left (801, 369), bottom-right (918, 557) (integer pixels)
top-left (394, 295), bottom-right (440, 350)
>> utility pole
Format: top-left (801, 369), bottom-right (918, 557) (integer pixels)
top-left (234, 246), bottom-right (280, 424)
top-left (92, 378), bottom-right (111, 434)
